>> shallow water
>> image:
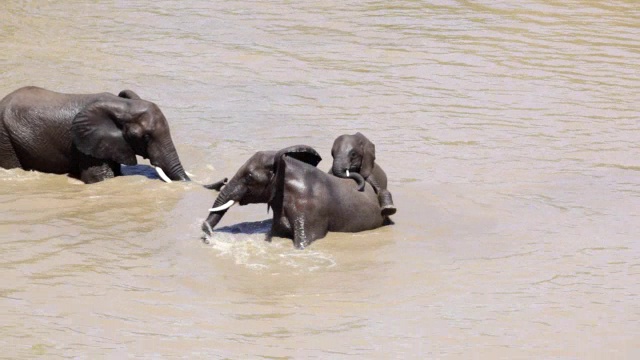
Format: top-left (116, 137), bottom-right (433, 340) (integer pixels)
top-left (1, 1), bottom-right (639, 358)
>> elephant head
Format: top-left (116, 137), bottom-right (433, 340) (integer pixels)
top-left (71, 91), bottom-right (190, 182)
top-left (202, 145), bottom-right (321, 235)
top-left (330, 132), bottom-right (375, 191)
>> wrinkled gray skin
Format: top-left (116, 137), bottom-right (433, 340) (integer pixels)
top-left (271, 155), bottom-right (388, 249)
top-left (330, 132), bottom-right (396, 216)
top-left (0, 86), bottom-right (190, 183)
top-left (202, 145), bottom-right (388, 249)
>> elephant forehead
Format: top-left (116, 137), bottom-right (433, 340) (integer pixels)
top-left (247, 152), bottom-right (275, 168)
top-left (335, 142), bottom-right (356, 154)
top-left (139, 111), bottom-right (161, 128)
top-left (245, 161), bottom-right (266, 173)
top-left (133, 102), bottom-right (166, 127)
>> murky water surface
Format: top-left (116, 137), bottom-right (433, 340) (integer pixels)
top-left (1, 1), bottom-right (639, 358)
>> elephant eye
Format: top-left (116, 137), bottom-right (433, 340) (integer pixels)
top-left (349, 150), bottom-right (357, 158)
top-left (143, 134), bottom-right (151, 142)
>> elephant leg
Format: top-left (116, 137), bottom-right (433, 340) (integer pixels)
top-left (264, 226), bottom-right (283, 242)
top-left (379, 189), bottom-right (397, 216)
top-left (366, 177), bottom-right (381, 194)
top-left (292, 216), bottom-right (311, 249)
top-left (78, 154), bottom-right (120, 184)
top-left (0, 130), bottom-right (21, 169)
top-left (265, 228), bottom-right (282, 243)
top-left (366, 177), bottom-right (396, 216)
top-left (267, 211), bottom-right (292, 243)
top-left (289, 213), bottom-right (327, 250)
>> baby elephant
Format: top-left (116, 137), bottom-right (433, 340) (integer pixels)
top-left (330, 132), bottom-right (396, 216)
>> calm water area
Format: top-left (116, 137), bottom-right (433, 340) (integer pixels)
top-left (1, 1), bottom-right (639, 358)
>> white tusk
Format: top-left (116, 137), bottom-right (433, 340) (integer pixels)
top-left (346, 170), bottom-right (350, 177)
top-left (186, 171), bottom-right (195, 177)
top-left (209, 200), bottom-right (235, 212)
top-left (155, 167), bottom-right (172, 183)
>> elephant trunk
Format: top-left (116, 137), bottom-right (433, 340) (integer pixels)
top-left (201, 181), bottom-right (242, 235)
top-left (153, 140), bottom-right (191, 182)
top-left (165, 160), bottom-right (190, 181)
top-left (333, 165), bottom-right (366, 192)
top-left (202, 211), bottom-right (227, 236)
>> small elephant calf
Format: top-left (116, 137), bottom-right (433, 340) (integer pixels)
top-left (329, 132), bottom-right (396, 216)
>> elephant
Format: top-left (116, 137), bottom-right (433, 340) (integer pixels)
top-left (0, 86), bottom-right (190, 184)
top-left (202, 145), bottom-right (390, 249)
top-left (201, 145), bottom-right (321, 235)
top-left (329, 132), bottom-right (396, 216)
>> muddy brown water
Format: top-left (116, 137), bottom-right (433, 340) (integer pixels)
top-left (1, 1), bottom-right (639, 358)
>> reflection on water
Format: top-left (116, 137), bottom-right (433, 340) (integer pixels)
top-left (1, 0), bottom-right (639, 358)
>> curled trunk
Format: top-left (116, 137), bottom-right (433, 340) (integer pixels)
top-left (333, 167), bottom-right (366, 191)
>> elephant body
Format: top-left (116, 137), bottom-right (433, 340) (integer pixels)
top-left (330, 132), bottom-right (396, 216)
top-left (271, 155), bottom-right (386, 249)
top-left (0, 86), bottom-right (189, 183)
top-left (202, 145), bottom-right (389, 249)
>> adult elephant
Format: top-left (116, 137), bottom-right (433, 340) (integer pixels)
top-left (202, 145), bottom-right (390, 249)
top-left (202, 145), bottom-right (321, 234)
top-left (0, 86), bottom-right (190, 183)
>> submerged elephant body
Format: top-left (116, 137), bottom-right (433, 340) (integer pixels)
top-left (0, 86), bottom-right (189, 183)
top-left (202, 145), bottom-right (389, 249)
top-left (271, 155), bottom-right (386, 248)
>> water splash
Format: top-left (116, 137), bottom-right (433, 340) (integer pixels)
top-left (201, 220), bottom-right (336, 272)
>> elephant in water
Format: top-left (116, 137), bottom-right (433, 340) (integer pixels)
top-left (329, 132), bottom-right (396, 216)
top-left (202, 145), bottom-right (391, 249)
top-left (0, 86), bottom-right (190, 184)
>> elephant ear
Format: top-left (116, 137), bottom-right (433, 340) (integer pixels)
top-left (118, 89), bottom-right (142, 100)
top-left (71, 100), bottom-right (138, 165)
top-left (356, 132), bottom-right (375, 178)
top-left (274, 145), bottom-right (322, 168)
top-left (268, 146), bottom-right (321, 210)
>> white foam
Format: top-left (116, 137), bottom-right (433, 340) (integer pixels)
top-left (202, 223), bottom-right (336, 272)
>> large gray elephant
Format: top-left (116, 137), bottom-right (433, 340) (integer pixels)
top-left (0, 86), bottom-right (190, 184)
top-left (202, 145), bottom-right (390, 249)
top-left (329, 132), bottom-right (396, 216)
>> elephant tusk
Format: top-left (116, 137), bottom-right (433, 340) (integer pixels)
top-left (186, 171), bottom-right (195, 177)
top-left (346, 170), bottom-right (350, 177)
top-left (209, 200), bottom-right (235, 212)
top-left (155, 167), bottom-right (173, 183)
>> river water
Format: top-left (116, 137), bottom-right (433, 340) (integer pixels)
top-left (1, 1), bottom-right (639, 358)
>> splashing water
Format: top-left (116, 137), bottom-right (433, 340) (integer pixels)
top-left (201, 220), bottom-right (336, 272)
